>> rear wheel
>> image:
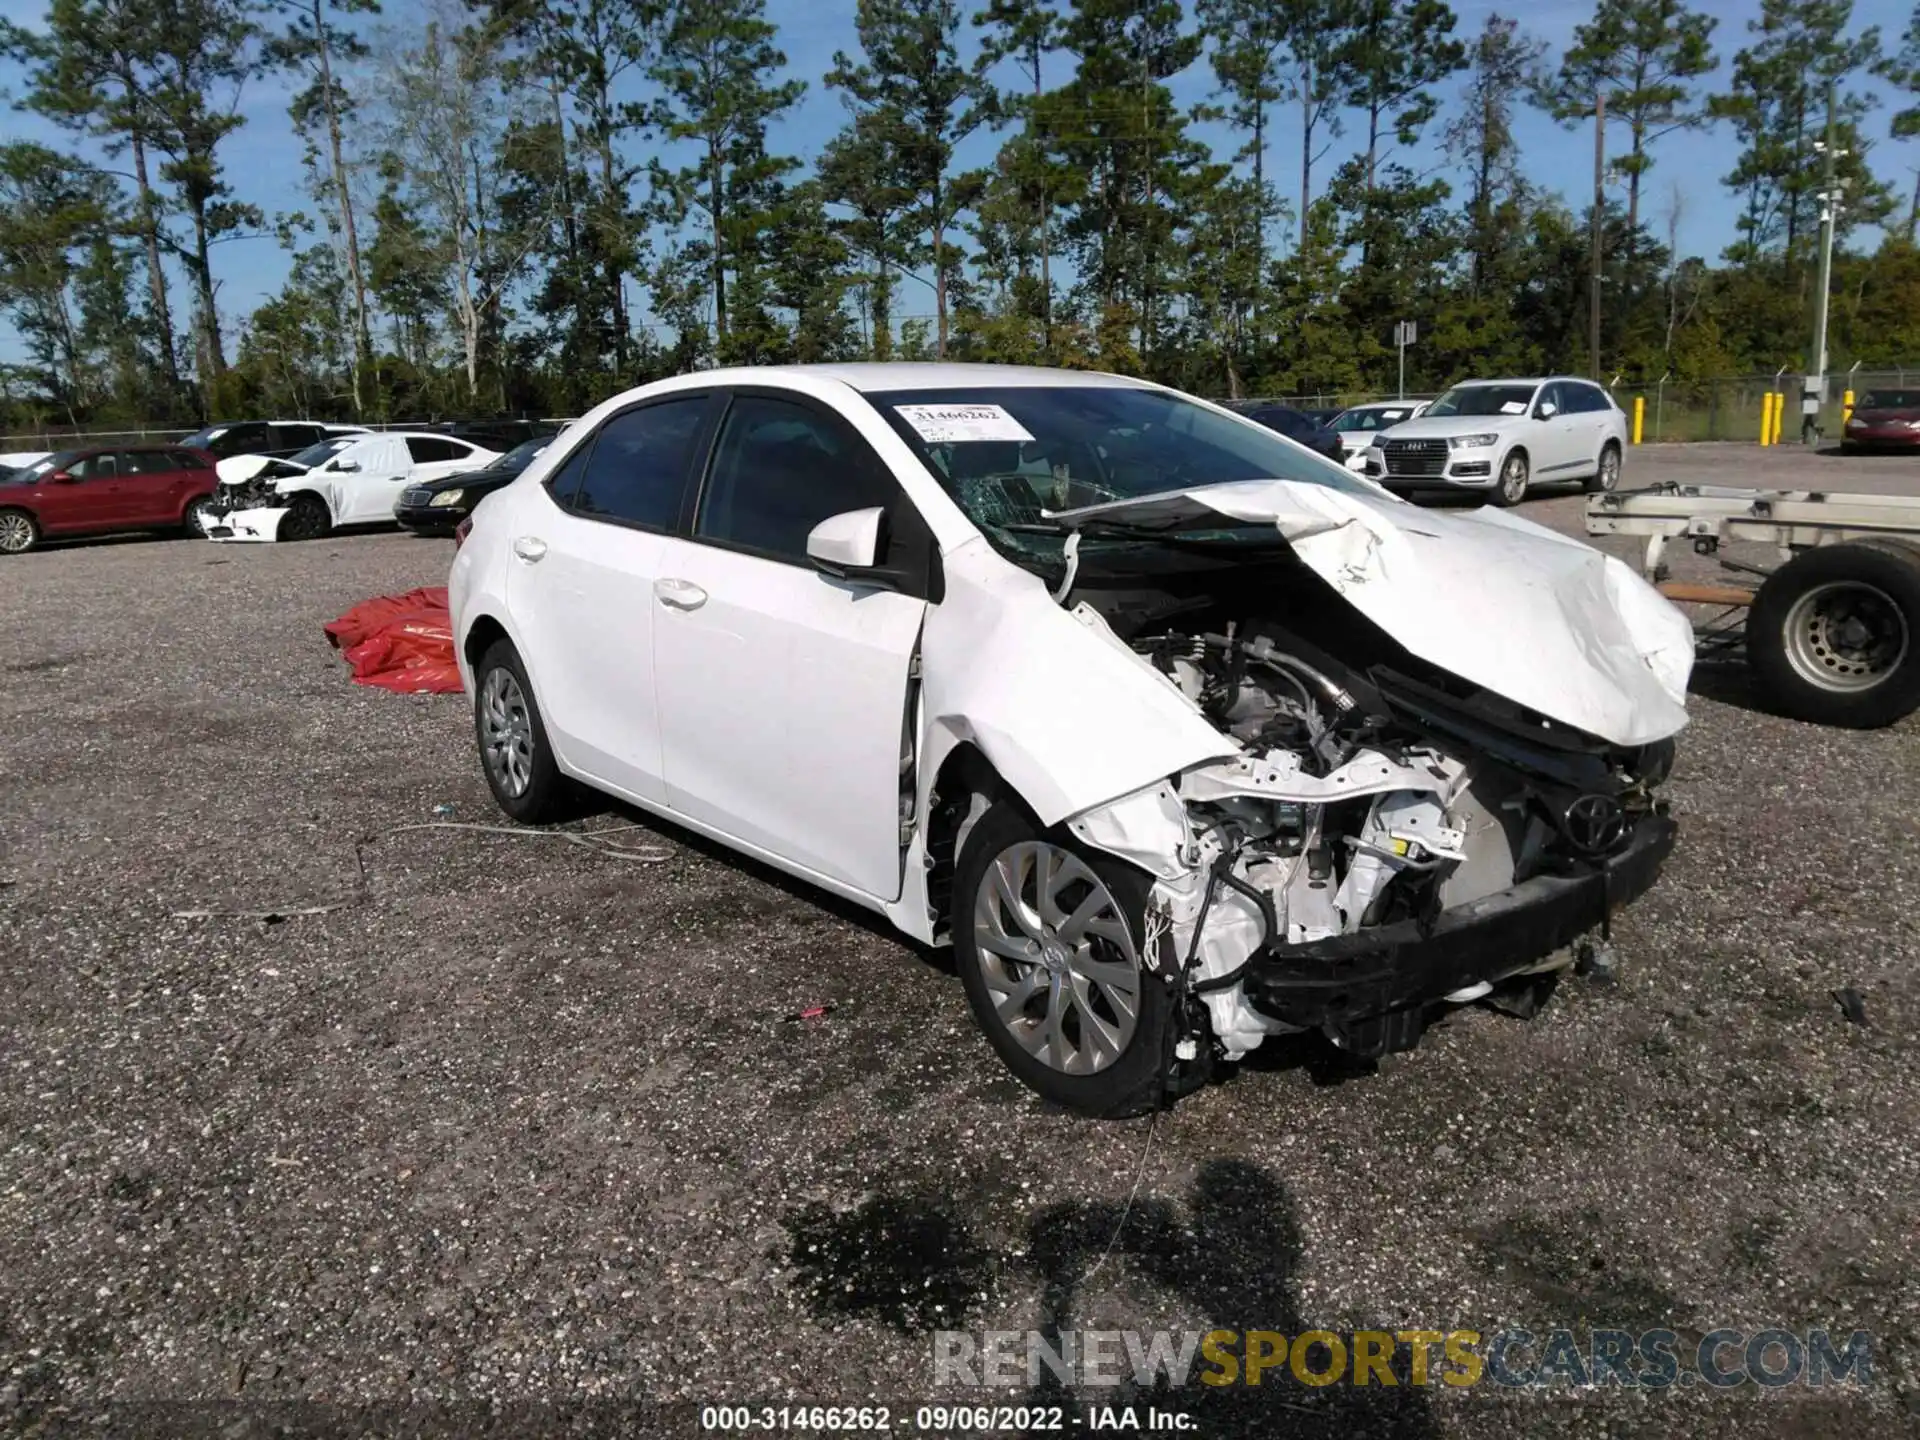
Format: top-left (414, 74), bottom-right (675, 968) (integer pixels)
top-left (953, 802), bottom-right (1174, 1117)
top-left (278, 492), bottom-right (331, 542)
top-left (1748, 541), bottom-right (1920, 728)
top-left (1493, 450), bottom-right (1530, 506)
top-left (472, 638), bottom-right (576, 823)
top-left (182, 495), bottom-right (216, 537)
top-left (0, 509), bottom-right (38, 555)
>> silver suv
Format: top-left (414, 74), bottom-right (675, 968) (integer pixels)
top-left (1360, 377), bottom-right (1628, 505)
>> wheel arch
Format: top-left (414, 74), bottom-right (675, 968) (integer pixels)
top-left (922, 741), bottom-right (1036, 937)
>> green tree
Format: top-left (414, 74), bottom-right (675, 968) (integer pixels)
top-left (1444, 12), bottom-right (1544, 295)
top-left (1196, 0), bottom-right (1284, 291)
top-left (1, 0), bottom-right (182, 403)
top-left (1275, 0), bottom-right (1360, 227)
top-left (1535, 0), bottom-right (1718, 262)
top-left (1340, 0), bottom-right (1464, 193)
top-left (1875, 2), bottom-right (1920, 240)
top-left (266, 0), bottom-right (381, 413)
top-left (0, 141), bottom-right (118, 419)
top-left (480, 0), bottom-right (658, 377)
top-left (1711, 0), bottom-right (1887, 266)
top-left (828, 0), bottom-right (985, 357)
top-left (648, 0), bottom-right (804, 352)
top-left (973, 0), bottom-right (1065, 351)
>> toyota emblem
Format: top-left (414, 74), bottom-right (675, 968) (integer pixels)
top-left (1562, 794), bottom-right (1628, 855)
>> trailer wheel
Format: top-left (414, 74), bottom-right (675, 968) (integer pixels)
top-left (1748, 542), bottom-right (1920, 728)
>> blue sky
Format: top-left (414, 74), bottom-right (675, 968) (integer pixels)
top-left (0, 0), bottom-right (1914, 366)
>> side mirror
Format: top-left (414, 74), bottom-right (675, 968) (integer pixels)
top-left (336, 460), bottom-right (360, 473)
top-left (46, 470), bottom-right (75, 484)
top-left (807, 507), bottom-right (885, 575)
top-left (1536, 402), bottom-right (1558, 420)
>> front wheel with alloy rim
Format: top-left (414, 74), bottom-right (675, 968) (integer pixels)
top-left (953, 801), bottom-right (1174, 1117)
top-left (277, 492), bottom-right (331, 542)
top-left (472, 637), bottom-right (576, 822)
top-left (1491, 450), bottom-right (1530, 506)
top-left (1748, 541), bottom-right (1920, 728)
top-left (0, 509), bottom-right (38, 554)
top-left (1585, 442), bottom-right (1622, 494)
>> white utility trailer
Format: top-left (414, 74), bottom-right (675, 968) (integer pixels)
top-left (1587, 483), bottom-right (1920, 728)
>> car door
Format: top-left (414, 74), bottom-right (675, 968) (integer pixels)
top-left (1572, 382), bottom-right (1619, 465)
top-left (118, 448), bottom-right (182, 523)
top-left (62, 451), bottom-right (136, 529)
top-left (504, 394), bottom-right (718, 805)
top-left (649, 389), bottom-right (934, 901)
top-left (327, 436), bottom-right (406, 523)
top-left (1531, 383), bottom-right (1581, 476)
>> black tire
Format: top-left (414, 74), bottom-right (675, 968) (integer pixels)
top-left (278, 492), bottom-right (331, 542)
top-left (182, 494), bottom-right (216, 537)
top-left (472, 637), bottom-right (577, 823)
top-left (1748, 542), bottom-right (1920, 728)
top-left (1584, 441), bottom-right (1622, 494)
top-left (1492, 449), bottom-right (1530, 506)
top-left (953, 800), bottom-right (1175, 1118)
top-left (0, 508), bottom-right (39, 555)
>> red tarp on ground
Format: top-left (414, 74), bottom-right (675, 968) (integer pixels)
top-left (323, 586), bottom-right (463, 694)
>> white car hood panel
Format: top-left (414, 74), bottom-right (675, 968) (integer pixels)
top-left (1379, 414), bottom-right (1526, 440)
top-left (1047, 480), bottom-right (1693, 747)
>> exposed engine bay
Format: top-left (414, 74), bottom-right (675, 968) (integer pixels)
top-left (1061, 553), bottom-right (1674, 1068)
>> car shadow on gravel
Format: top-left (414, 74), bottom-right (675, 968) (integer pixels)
top-left (1685, 657), bottom-right (1788, 720)
top-left (585, 795), bottom-right (959, 978)
top-left (784, 1161), bottom-right (1439, 1439)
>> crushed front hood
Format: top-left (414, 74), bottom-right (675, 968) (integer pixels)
top-left (1047, 480), bottom-right (1693, 746)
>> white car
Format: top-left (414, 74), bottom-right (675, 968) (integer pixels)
top-left (207, 431), bottom-right (501, 541)
top-left (1327, 400), bottom-right (1430, 463)
top-left (450, 364), bottom-right (1692, 1116)
top-left (1360, 377), bottom-right (1628, 504)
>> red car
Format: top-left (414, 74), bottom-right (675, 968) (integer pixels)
top-left (0, 444), bottom-right (221, 554)
top-left (1841, 388), bottom-right (1920, 452)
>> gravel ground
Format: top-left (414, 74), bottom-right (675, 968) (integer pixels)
top-left (2, 443), bottom-right (1917, 1439)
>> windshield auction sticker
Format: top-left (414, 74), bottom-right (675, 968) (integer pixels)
top-left (894, 404), bottom-right (1037, 444)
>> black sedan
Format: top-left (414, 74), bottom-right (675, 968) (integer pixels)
top-left (1239, 404), bottom-right (1347, 464)
top-left (395, 436), bottom-right (552, 535)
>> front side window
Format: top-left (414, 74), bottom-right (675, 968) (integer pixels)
top-left (70, 453), bottom-right (118, 479)
top-left (696, 395), bottom-right (898, 562)
top-left (289, 438), bottom-right (357, 469)
top-left (1427, 384), bottom-right (1540, 418)
top-left (570, 398), bottom-right (708, 529)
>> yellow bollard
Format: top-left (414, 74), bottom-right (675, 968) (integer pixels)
top-left (1843, 388), bottom-right (1855, 424)
top-left (1760, 391), bottom-right (1774, 446)
top-left (1773, 391), bottom-right (1786, 445)
top-left (1632, 395), bottom-right (1645, 445)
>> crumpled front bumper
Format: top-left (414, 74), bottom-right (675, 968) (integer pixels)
top-left (1242, 812), bottom-right (1677, 1056)
top-left (204, 506), bottom-right (290, 542)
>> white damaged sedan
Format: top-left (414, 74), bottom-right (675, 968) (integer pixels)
top-left (450, 364), bottom-right (1693, 1116)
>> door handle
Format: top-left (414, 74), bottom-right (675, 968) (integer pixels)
top-left (653, 577), bottom-right (708, 610)
top-left (512, 536), bottom-right (547, 563)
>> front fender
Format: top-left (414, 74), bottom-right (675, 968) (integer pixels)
top-left (916, 540), bottom-right (1235, 829)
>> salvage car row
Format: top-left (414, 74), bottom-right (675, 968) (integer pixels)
top-left (0, 420), bottom-right (561, 552)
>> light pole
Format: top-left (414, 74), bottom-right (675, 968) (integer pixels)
top-left (1590, 90), bottom-right (1606, 381)
top-left (1806, 81), bottom-right (1845, 445)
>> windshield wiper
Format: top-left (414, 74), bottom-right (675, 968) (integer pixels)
top-left (1003, 516), bottom-right (1286, 547)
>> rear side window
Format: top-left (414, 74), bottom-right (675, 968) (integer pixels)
top-left (696, 394), bottom-right (897, 562)
top-left (124, 450), bottom-right (177, 473)
top-left (405, 436), bottom-right (463, 463)
top-left (170, 449), bottom-right (208, 469)
top-left (571, 398), bottom-right (708, 530)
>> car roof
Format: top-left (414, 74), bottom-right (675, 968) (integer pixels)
top-left (672, 362), bottom-right (1153, 394)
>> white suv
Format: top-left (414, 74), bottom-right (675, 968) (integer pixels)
top-left (1360, 377), bottom-right (1628, 505)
